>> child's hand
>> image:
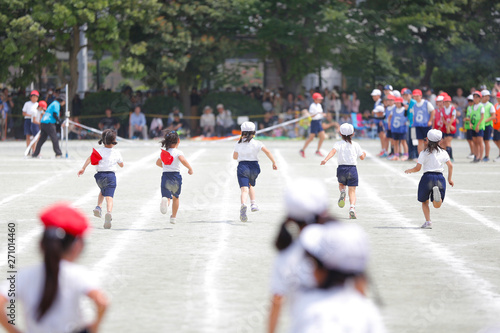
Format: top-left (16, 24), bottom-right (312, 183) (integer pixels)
top-left (320, 160), bottom-right (327, 165)
top-left (404, 169), bottom-right (412, 174)
top-left (188, 169), bottom-right (193, 175)
top-left (272, 163), bottom-right (278, 170)
top-left (448, 179), bottom-right (454, 187)
top-left (77, 169), bottom-right (85, 177)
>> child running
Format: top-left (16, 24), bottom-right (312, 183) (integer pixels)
top-left (320, 123), bottom-right (366, 219)
top-left (233, 122), bottom-right (277, 222)
top-left (78, 129), bottom-right (124, 229)
top-left (405, 129), bottom-right (454, 229)
top-left (156, 130), bottom-right (193, 224)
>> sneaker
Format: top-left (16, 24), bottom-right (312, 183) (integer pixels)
top-left (494, 156), bottom-right (500, 162)
top-left (378, 150), bottom-right (385, 157)
top-left (170, 217), bottom-right (176, 224)
top-left (401, 154), bottom-right (409, 161)
top-left (251, 204), bottom-right (259, 212)
top-left (389, 155), bottom-right (400, 161)
top-left (472, 158), bottom-right (480, 163)
top-left (315, 150), bottom-right (324, 157)
top-left (482, 157), bottom-right (490, 162)
top-left (299, 150), bottom-right (305, 158)
top-left (466, 154), bottom-right (475, 159)
top-left (379, 152), bottom-right (388, 158)
top-left (338, 191), bottom-right (346, 208)
top-left (160, 197), bottom-right (169, 214)
top-left (240, 204), bottom-right (248, 222)
top-left (387, 154), bottom-right (394, 159)
top-left (104, 213), bottom-right (112, 229)
top-left (349, 209), bottom-right (357, 219)
top-left (421, 221), bottom-right (432, 229)
top-left (432, 186), bottom-right (441, 203)
top-left (93, 206), bottom-right (102, 218)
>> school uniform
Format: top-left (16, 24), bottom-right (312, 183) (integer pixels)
top-left (309, 102), bottom-right (324, 135)
top-left (416, 148), bottom-right (450, 203)
top-left (234, 139), bottom-right (264, 187)
top-left (160, 148), bottom-right (184, 198)
top-left (22, 100), bottom-right (38, 136)
top-left (0, 260), bottom-right (98, 333)
top-left (384, 105), bottom-right (395, 139)
top-left (438, 106), bottom-right (457, 137)
top-left (465, 105), bottom-right (474, 140)
top-left (470, 103), bottom-right (485, 137)
top-left (412, 100), bottom-right (435, 139)
top-left (390, 106), bottom-right (407, 140)
top-left (483, 101), bottom-right (495, 141)
top-left (94, 147), bottom-right (123, 197)
top-left (333, 140), bottom-right (364, 187)
top-left (31, 108), bottom-right (42, 134)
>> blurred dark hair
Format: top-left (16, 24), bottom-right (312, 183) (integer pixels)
top-left (306, 251), bottom-right (358, 289)
top-left (161, 130), bottom-right (179, 148)
top-left (341, 134), bottom-right (352, 144)
top-left (238, 131), bottom-right (255, 144)
top-left (425, 140), bottom-right (443, 154)
top-left (275, 214), bottom-right (336, 251)
top-left (99, 129), bottom-right (117, 145)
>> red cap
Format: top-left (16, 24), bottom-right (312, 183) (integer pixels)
top-left (40, 203), bottom-right (89, 237)
top-left (386, 94), bottom-right (395, 100)
top-left (443, 95), bottom-right (452, 102)
top-left (30, 90), bottom-right (40, 97)
top-left (312, 92), bottom-right (323, 100)
top-left (395, 97), bottom-right (404, 103)
top-left (412, 89), bottom-right (422, 96)
top-left (497, 92), bottom-right (500, 98)
top-left (38, 100), bottom-right (48, 110)
top-left (473, 91), bottom-right (482, 97)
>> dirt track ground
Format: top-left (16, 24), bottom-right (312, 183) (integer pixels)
top-left (1, 137), bottom-right (500, 332)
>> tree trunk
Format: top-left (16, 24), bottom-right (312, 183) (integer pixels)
top-left (68, 25), bottom-right (80, 103)
top-left (272, 56), bottom-right (301, 94)
top-left (420, 57), bottom-right (435, 88)
top-left (178, 71), bottom-right (195, 131)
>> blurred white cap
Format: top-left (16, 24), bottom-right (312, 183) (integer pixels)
top-left (340, 123), bottom-right (354, 136)
top-left (285, 178), bottom-right (328, 224)
top-left (373, 105), bottom-right (385, 113)
top-left (427, 129), bottom-right (442, 142)
top-left (436, 95), bottom-right (444, 102)
top-left (300, 222), bottom-right (369, 273)
top-left (240, 121), bottom-right (255, 132)
top-left (392, 90), bottom-right (401, 98)
top-left (481, 89), bottom-right (491, 96)
top-left (370, 89), bottom-right (381, 96)
top-left (467, 94), bottom-right (474, 101)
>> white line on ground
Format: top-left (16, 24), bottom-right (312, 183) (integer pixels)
top-left (0, 225), bottom-right (42, 269)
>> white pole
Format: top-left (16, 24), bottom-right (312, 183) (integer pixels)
top-left (65, 84), bottom-right (69, 158)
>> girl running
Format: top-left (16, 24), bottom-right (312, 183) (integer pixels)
top-left (233, 121), bottom-right (277, 222)
top-left (0, 203), bottom-right (108, 333)
top-left (78, 129), bottom-right (124, 229)
top-left (321, 123), bottom-right (366, 219)
top-left (388, 97), bottom-right (409, 161)
top-left (156, 130), bottom-right (193, 224)
top-left (405, 129), bottom-right (454, 229)
top-left (299, 93), bottom-right (326, 157)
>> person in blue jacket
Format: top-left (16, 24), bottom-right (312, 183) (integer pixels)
top-left (32, 95), bottom-right (66, 158)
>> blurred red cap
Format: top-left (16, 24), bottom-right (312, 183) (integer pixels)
top-left (40, 203), bottom-right (89, 237)
top-left (38, 100), bottom-right (48, 110)
top-left (412, 89), bottom-right (422, 96)
top-left (473, 91), bottom-right (482, 97)
top-left (30, 90), bottom-right (40, 97)
top-left (443, 95), bottom-right (452, 102)
top-left (386, 94), bottom-right (395, 100)
top-left (312, 93), bottom-right (323, 100)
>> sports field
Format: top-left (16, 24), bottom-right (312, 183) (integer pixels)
top-left (1, 138), bottom-right (499, 332)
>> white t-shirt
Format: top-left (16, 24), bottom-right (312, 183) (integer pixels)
top-left (415, 100), bottom-right (435, 112)
top-left (0, 261), bottom-right (99, 333)
top-left (417, 148), bottom-right (450, 173)
top-left (333, 141), bottom-right (364, 166)
top-left (443, 106), bottom-right (456, 117)
top-left (32, 109), bottom-right (43, 124)
top-left (23, 101), bottom-right (38, 119)
top-left (95, 147), bottom-right (123, 172)
top-left (234, 139), bottom-right (264, 162)
top-left (290, 286), bottom-right (387, 333)
top-left (161, 148), bottom-right (184, 172)
top-left (270, 241), bottom-right (315, 297)
top-left (309, 103), bottom-right (324, 120)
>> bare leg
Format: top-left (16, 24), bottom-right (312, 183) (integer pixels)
top-left (249, 185), bottom-right (256, 201)
top-left (317, 131), bottom-right (326, 151)
top-left (339, 184), bottom-right (346, 192)
top-left (241, 186), bottom-right (249, 205)
top-left (422, 200), bottom-right (431, 221)
top-left (26, 135), bottom-right (31, 147)
top-left (348, 186), bottom-right (356, 206)
top-left (105, 196), bottom-right (113, 213)
top-left (97, 192), bottom-right (105, 208)
top-left (418, 139), bottom-right (425, 154)
top-left (494, 140), bottom-right (500, 156)
top-left (394, 140), bottom-right (400, 157)
top-left (432, 200), bottom-right (442, 208)
top-left (171, 197), bottom-right (179, 218)
top-left (301, 133), bottom-right (315, 151)
top-left (402, 140), bottom-right (408, 154)
top-left (378, 131), bottom-right (385, 150)
top-left (484, 139), bottom-right (490, 158)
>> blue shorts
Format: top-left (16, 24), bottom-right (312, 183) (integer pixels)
top-left (94, 172), bottom-right (117, 197)
top-left (493, 129), bottom-right (500, 141)
top-left (483, 125), bottom-right (493, 140)
top-left (417, 172), bottom-right (446, 203)
top-left (24, 119), bottom-right (33, 136)
top-left (337, 165), bottom-right (358, 187)
top-left (237, 161), bottom-right (261, 187)
top-left (30, 123), bottom-right (40, 135)
top-left (386, 130), bottom-right (392, 139)
top-left (310, 120), bottom-right (324, 135)
top-left (392, 132), bottom-right (406, 141)
top-left (415, 126), bottom-right (431, 140)
top-left (471, 130), bottom-right (484, 137)
top-left (161, 172), bottom-right (182, 199)
top-left (377, 121), bottom-right (385, 134)
top-left (443, 132), bottom-right (455, 138)
top-left (466, 129), bottom-right (473, 141)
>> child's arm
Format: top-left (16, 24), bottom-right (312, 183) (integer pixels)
top-left (476, 113), bottom-right (484, 132)
top-left (233, 152), bottom-right (238, 160)
top-left (428, 109), bottom-right (435, 127)
top-left (179, 155), bottom-right (194, 175)
top-left (446, 160), bottom-right (454, 187)
top-left (118, 162), bottom-right (124, 168)
top-left (261, 147), bottom-right (278, 170)
top-left (78, 156), bottom-right (92, 176)
top-left (156, 158), bottom-right (162, 167)
top-left (404, 163), bottom-right (422, 174)
top-left (387, 114), bottom-right (392, 130)
top-left (359, 151), bottom-right (367, 160)
top-left (320, 149), bottom-right (336, 165)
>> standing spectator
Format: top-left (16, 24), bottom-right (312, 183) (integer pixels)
top-left (32, 95), bottom-right (65, 158)
top-left (129, 106), bottom-right (148, 139)
top-left (99, 108), bottom-right (121, 131)
top-left (283, 93), bottom-right (296, 112)
top-left (215, 104), bottom-right (234, 137)
top-left (23, 90), bottom-right (40, 148)
top-left (349, 91), bottom-right (360, 113)
top-left (273, 92), bottom-right (284, 114)
top-left (340, 91), bottom-right (350, 118)
top-left (46, 88), bottom-right (56, 104)
top-left (1, 88), bottom-right (13, 140)
top-left (200, 106), bottom-right (215, 137)
top-left (297, 95), bottom-right (308, 110)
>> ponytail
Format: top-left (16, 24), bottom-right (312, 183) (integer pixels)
top-left (424, 141), bottom-right (444, 154)
top-left (341, 134), bottom-right (352, 144)
top-left (37, 228), bottom-right (76, 320)
top-left (238, 131), bottom-right (255, 144)
top-left (99, 129), bottom-right (117, 146)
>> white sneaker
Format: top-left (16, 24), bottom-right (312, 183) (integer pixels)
top-left (338, 191), bottom-right (346, 208)
top-left (467, 154), bottom-right (475, 159)
top-left (494, 156), bottom-right (500, 162)
top-left (251, 204), bottom-right (259, 212)
top-left (93, 206), bottom-right (102, 218)
top-left (170, 216), bottom-right (176, 224)
top-left (421, 221), bottom-right (432, 229)
top-left (432, 186), bottom-right (441, 203)
top-left (160, 197), bottom-right (169, 214)
top-left (104, 213), bottom-right (112, 229)
top-left (240, 204), bottom-right (248, 222)
top-left (349, 208), bottom-right (356, 219)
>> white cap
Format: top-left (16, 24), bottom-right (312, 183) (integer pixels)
top-left (285, 178), bottom-right (328, 224)
top-left (481, 89), bottom-right (491, 96)
top-left (373, 105), bottom-right (385, 113)
top-left (427, 129), bottom-right (442, 142)
top-left (392, 90), bottom-right (401, 98)
top-left (339, 123), bottom-right (354, 136)
top-left (300, 222), bottom-right (369, 273)
top-left (370, 89), bottom-right (381, 96)
top-left (467, 94), bottom-right (474, 101)
top-left (436, 95), bottom-right (444, 102)
top-left (240, 121), bottom-right (255, 132)
top-left (216, 104), bottom-right (224, 109)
